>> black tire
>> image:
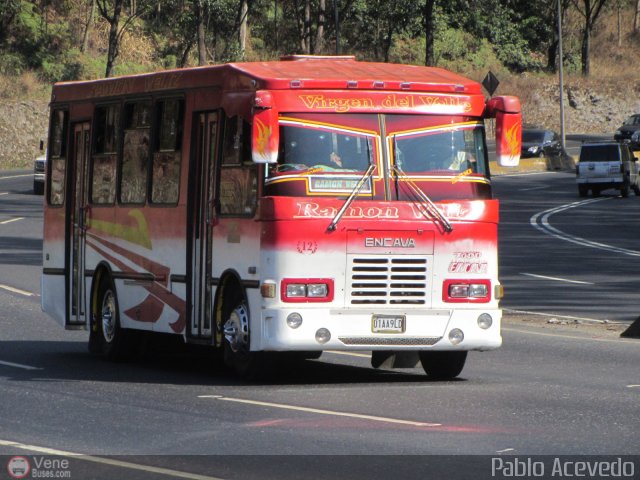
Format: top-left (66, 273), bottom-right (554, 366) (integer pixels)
top-left (222, 297), bottom-right (270, 379)
top-left (578, 185), bottom-right (588, 197)
top-left (621, 179), bottom-right (630, 198)
top-left (89, 274), bottom-right (139, 361)
top-left (419, 351), bottom-right (467, 380)
top-left (33, 181), bottom-right (44, 195)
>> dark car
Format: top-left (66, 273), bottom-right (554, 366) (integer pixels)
top-left (521, 128), bottom-right (562, 158)
top-left (614, 114), bottom-right (640, 150)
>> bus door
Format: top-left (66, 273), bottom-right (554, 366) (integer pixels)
top-left (68, 122), bottom-right (91, 327)
top-left (188, 111), bottom-right (220, 341)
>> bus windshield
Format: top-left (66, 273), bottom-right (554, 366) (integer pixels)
top-left (272, 117), bottom-right (375, 174)
top-left (392, 123), bottom-right (487, 176)
top-left (265, 113), bottom-right (489, 200)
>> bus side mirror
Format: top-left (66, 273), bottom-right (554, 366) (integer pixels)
top-left (486, 96), bottom-right (521, 167)
top-left (252, 91), bottom-right (279, 164)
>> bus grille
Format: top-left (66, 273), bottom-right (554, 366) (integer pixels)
top-left (348, 257), bottom-right (428, 305)
top-left (338, 336), bottom-right (441, 346)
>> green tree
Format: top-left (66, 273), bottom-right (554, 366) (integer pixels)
top-left (571, 0), bottom-right (608, 76)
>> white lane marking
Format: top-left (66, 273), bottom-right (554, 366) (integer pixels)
top-left (520, 272), bottom-right (594, 285)
top-left (0, 192), bottom-right (8, 196)
top-left (0, 174), bottom-right (34, 180)
top-left (505, 308), bottom-right (617, 325)
top-left (519, 186), bottom-right (548, 191)
top-left (496, 448), bottom-right (516, 454)
top-left (0, 439), bottom-right (224, 480)
top-left (200, 395), bottom-right (441, 427)
top-left (325, 350), bottom-right (371, 358)
top-left (627, 385), bottom-right (640, 388)
top-left (0, 284), bottom-right (36, 297)
top-left (530, 198), bottom-right (640, 257)
top-left (0, 360), bottom-right (42, 371)
top-left (496, 171), bottom-right (552, 178)
top-left (0, 217), bottom-right (24, 225)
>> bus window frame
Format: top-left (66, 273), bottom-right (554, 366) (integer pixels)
top-left (46, 107), bottom-right (69, 208)
top-left (218, 113), bottom-right (259, 218)
top-left (90, 102), bottom-right (121, 207)
top-left (149, 96), bottom-right (185, 207)
top-left (119, 97), bottom-right (153, 206)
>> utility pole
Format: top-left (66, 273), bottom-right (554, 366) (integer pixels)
top-left (558, 0), bottom-right (566, 151)
top-left (335, 0), bottom-right (341, 54)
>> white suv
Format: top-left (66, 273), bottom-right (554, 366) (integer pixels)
top-left (576, 142), bottom-right (640, 197)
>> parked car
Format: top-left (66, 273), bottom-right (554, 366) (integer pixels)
top-left (576, 141), bottom-right (640, 197)
top-left (521, 128), bottom-right (562, 158)
top-left (33, 150), bottom-right (46, 195)
top-left (614, 114), bottom-right (640, 150)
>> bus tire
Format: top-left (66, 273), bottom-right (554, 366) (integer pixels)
top-left (419, 351), bottom-right (467, 380)
top-left (91, 275), bottom-right (138, 362)
top-left (222, 299), bottom-right (269, 379)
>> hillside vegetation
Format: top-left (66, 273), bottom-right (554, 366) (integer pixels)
top-left (1, 0), bottom-right (640, 169)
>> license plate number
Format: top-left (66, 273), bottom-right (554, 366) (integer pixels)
top-left (372, 315), bottom-right (406, 334)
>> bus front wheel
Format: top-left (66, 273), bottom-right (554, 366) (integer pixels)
top-left (222, 301), bottom-right (269, 378)
top-left (419, 351), bottom-right (467, 380)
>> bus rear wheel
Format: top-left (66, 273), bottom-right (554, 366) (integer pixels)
top-left (419, 351), bottom-right (467, 380)
top-left (89, 275), bottom-right (138, 361)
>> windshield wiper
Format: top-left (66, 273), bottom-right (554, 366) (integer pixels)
top-left (327, 163), bottom-right (376, 232)
top-left (392, 164), bottom-right (453, 233)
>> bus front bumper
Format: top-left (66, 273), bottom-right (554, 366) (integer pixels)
top-left (255, 307), bottom-right (502, 352)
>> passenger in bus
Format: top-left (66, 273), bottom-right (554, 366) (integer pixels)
top-left (448, 150), bottom-right (477, 172)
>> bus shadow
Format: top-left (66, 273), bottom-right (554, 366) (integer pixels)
top-left (0, 339), bottom-right (466, 387)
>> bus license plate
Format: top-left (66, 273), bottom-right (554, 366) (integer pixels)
top-left (372, 315), bottom-right (406, 334)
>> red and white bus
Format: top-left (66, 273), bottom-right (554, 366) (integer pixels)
top-left (41, 55), bottom-right (521, 378)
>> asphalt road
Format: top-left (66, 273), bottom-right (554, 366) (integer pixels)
top-left (494, 170), bottom-right (640, 324)
top-left (1, 170), bottom-right (639, 480)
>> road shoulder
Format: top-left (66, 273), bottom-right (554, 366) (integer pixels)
top-left (503, 311), bottom-right (632, 340)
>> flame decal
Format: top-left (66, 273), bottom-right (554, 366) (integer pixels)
top-left (505, 120), bottom-right (521, 157)
top-left (254, 117), bottom-right (272, 161)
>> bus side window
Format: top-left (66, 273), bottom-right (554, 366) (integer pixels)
top-left (91, 104), bottom-right (120, 205)
top-left (120, 101), bottom-right (151, 204)
top-left (219, 115), bottom-right (257, 216)
top-left (151, 98), bottom-right (183, 204)
top-left (48, 109), bottom-right (68, 206)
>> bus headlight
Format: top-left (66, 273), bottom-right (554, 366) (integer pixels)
top-left (282, 278), bottom-right (334, 302)
top-left (443, 280), bottom-right (491, 303)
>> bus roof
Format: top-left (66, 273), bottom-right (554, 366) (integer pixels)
top-left (51, 57), bottom-right (483, 104)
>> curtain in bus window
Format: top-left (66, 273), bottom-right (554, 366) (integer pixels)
top-left (120, 101), bottom-right (151, 204)
top-left (222, 116), bottom-right (251, 165)
top-left (49, 109), bottom-right (67, 206)
top-left (91, 105), bottom-right (119, 204)
top-left (151, 99), bottom-right (183, 204)
top-left (219, 166), bottom-right (257, 215)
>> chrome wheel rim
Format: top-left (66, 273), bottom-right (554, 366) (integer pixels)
top-left (223, 304), bottom-right (249, 353)
top-left (101, 289), bottom-right (116, 344)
